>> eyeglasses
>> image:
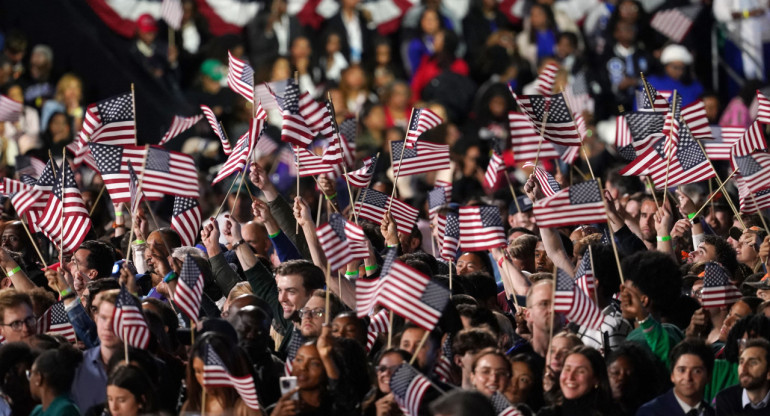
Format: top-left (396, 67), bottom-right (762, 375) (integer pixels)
top-left (2, 316), bottom-right (36, 332)
top-left (298, 308), bottom-right (325, 319)
top-left (376, 364), bottom-right (401, 374)
top-left (0, 235), bottom-right (19, 243)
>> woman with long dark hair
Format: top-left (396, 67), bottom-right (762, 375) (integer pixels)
top-left (106, 364), bottom-right (157, 416)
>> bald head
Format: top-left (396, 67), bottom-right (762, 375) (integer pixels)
top-left (242, 221), bottom-right (271, 256)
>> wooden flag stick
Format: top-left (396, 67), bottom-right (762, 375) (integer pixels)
top-left (408, 331), bottom-right (430, 366)
top-left (213, 172), bottom-right (242, 219)
top-left (597, 179), bottom-right (625, 284)
top-left (316, 194), bottom-right (323, 227)
top-left (640, 73), bottom-right (655, 108)
top-left (131, 84), bottom-right (138, 141)
top-left (326, 92), bottom-right (359, 223)
top-left (661, 90), bottom-right (679, 205)
top-left (388, 109), bottom-right (415, 215)
top-left (387, 310), bottom-right (394, 349)
top-left (201, 389), bottom-right (206, 416)
top-left (692, 138), bottom-right (746, 229)
top-left (505, 172), bottom-right (521, 213)
top-left (89, 185), bottom-right (107, 217)
top-left (448, 258), bottom-right (453, 296)
top-left (690, 171), bottom-right (738, 219)
top-left (325, 262), bottom-right (331, 324)
top-left (19, 219), bottom-right (47, 268)
top-left (646, 177), bottom-right (660, 208)
top-left (587, 244), bottom-right (600, 307)
top-left (532, 110), bottom-right (550, 168)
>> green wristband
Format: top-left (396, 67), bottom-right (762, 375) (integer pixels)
top-left (325, 193), bottom-right (337, 200)
top-left (364, 264), bottom-right (378, 272)
top-left (163, 271), bottom-right (178, 283)
top-left (268, 230), bottom-right (281, 239)
top-left (345, 271), bottom-right (359, 276)
top-left (656, 235), bottom-right (671, 242)
top-left (60, 287), bottom-right (73, 297)
top-left (133, 239), bottom-right (145, 245)
top-left (687, 212), bottom-right (697, 220)
top-left (6, 266), bottom-right (21, 276)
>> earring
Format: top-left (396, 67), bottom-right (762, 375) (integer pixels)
top-left (594, 384), bottom-right (599, 389)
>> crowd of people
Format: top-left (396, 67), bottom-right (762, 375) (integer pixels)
top-left (1, 0), bottom-right (770, 415)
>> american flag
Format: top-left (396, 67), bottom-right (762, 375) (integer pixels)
top-left (227, 51), bottom-right (255, 103)
top-left (380, 260), bottom-right (450, 330)
top-left (321, 103), bottom-right (343, 165)
top-left (636, 79), bottom-right (669, 112)
top-left (647, 123), bottom-right (715, 189)
top-left (200, 104), bottom-right (232, 155)
top-left (757, 90), bottom-right (770, 123)
top-left (661, 94), bottom-right (683, 146)
top-left (736, 176), bottom-right (770, 214)
top-left (564, 73), bottom-right (595, 116)
top-left (574, 248), bottom-right (595, 299)
top-left (337, 117), bottom-right (357, 167)
top-left (701, 262), bottom-right (742, 308)
top-left (90, 143), bottom-right (200, 203)
top-left (300, 94), bottom-right (335, 141)
top-left (37, 160), bottom-right (91, 254)
top-left (390, 364), bottom-right (434, 416)
top-left (626, 112), bottom-right (665, 154)
top-left (732, 152), bottom-right (770, 194)
top-left (281, 79), bottom-right (315, 148)
top-left (112, 286), bottom-right (150, 349)
top-left (731, 119), bottom-right (767, 157)
top-left (158, 114), bottom-right (203, 146)
top-left (484, 151), bottom-right (506, 190)
top-left (126, 162), bottom-right (145, 215)
top-left (535, 62), bottom-right (560, 95)
top-left (533, 180), bottom-right (606, 228)
top-left (18, 174), bottom-right (38, 186)
top-left (560, 145), bottom-right (579, 166)
top-left (428, 185), bottom-right (447, 222)
top-left (365, 308), bottom-right (389, 352)
top-left (356, 248), bottom-right (397, 317)
top-left (554, 267), bottom-right (604, 330)
top-left (433, 334), bottom-right (453, 382)
top-left (515, 93), bottom-right (583, 146)
top-left (160, 0), bottom-right (183, 30)
top-left (213, 117), bottom-right (262, 184)
top-left (37, 301), bottom-right (76, 343)
top-left (704, 134), bottom-right (743, 161)
top-left (680, 100), bottom-right (711, 139)
top-left (435, 180), bottom-right (453, 201)
top-left (405, 108), bottom-right (443, 148)
top-left (7, 187), bottom-right (43, 217)
top-left (509, 112), bottom-right (560, 163)
top-left (344, 155), bottom-right (377, 188)
top-left (524, 162), bottom-right (560, 197)
top-left (615, 115), bottom-right (637, 161)
top-left (458, 206), bottom-right (506, 251)
top-left (203, 343), bottom-right (261, 410)
top-left (171, 196), bottom-right (202, 247)
top-left (79, 92), bottom-right (136, 144)
top-left (296, 147), bottom-right (334, 177)
top-left (254, 133), bottom-right (279, 157)
top-left (391, 140), bottom-right (450, 176)
top-left (619, 137), bottom-right (664, 177)
top-left (354, 189), bottom-right (418, 234)
top-left (0, 94), bottom-right (22, 122)
top-left (284, 327), bottom-right (304, 375)
top-left (174, 254), bottom-right (204, 324)
top-left (317, 213), bottom-right (368, 271)
top-left (650, 4), bottom-right (702, 42)
top-left (14, 155), bottom-right (46, 179)
top-left (490, 392), bottom-right (524, 416)
top-left (440, 211), bottom-right (460, 261)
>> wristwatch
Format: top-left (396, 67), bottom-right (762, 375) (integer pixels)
top-left (231, 239), bottom-right (246, 250)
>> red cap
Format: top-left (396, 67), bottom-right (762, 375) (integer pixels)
top-left (136, 13), bottom-right (158, 33)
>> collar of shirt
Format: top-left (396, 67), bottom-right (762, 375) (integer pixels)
top-left (674, 390), bottom-right (703, 415)
top-left (742, 388), bottom-right (770, 409)
top-left (613, 43), bottom-right (636, 58)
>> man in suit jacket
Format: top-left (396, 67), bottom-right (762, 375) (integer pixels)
top-left (637, 339), bottom-right (716, 416)
top-left (715, 338), bottom-right (770, 415)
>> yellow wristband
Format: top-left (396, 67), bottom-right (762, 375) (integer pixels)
top-left (7, 266), bottom-right (21, 276)
top-left (115, 211), bottom-right (123, 216)
top-left (744, 9), bottom-right (750, 18)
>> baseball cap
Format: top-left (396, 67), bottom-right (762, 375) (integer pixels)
top-left (136, 14), bottom-right (158, 33)
top-left (200, 59), bottom-right (226, 82)
top-left (508, 195), bottom-right (533, 215)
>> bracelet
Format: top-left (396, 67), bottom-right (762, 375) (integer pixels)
top-left (133, 239), bottom-right (145, 245)
top-left (112, 222), bottom-right (125, 229)
top-left (6, 266), bottom-right (21, 276)
top-left (268, 231), bottom-right (281, 239)
top-left (364, 264), bottom-right (378, 272)
top-left (60, 292), bottom-right (76, 301)
top-left (324, 193), bottom-right (337, 200)
top-left (743, 9), bottom-right (750, 18)
top-left (115, 211), bottom-right (123, 216)
top-left (232, 239), bottom-right (246, 250)
top-left (656, 235), bottom-right (671, 242)
top-left (59, 287), bottom-right (73, 297)
top-left (387, 243), bottom-right (398, 248)
top-left (687, 212), bottom-right (697, 220)
top-left (163, 271), bottom-right (178, 283)
top-left (345, 270), bottom-right (359, 277)
top-left (636, 314), bottom-right (651, 326)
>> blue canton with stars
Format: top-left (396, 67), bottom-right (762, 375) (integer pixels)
top-left (420, 281), bottom-right (450, 312)
top-left (89, 143), bottom-right (124, 174)
top-left (626, 112), bottom-right (665, 142)
top-left (390, 141), bottom-right (418, 160)
top-left (96, 93), bottom-right (134, 124)
top-left (428, 187), bottom-right (446, 211)
top-left (35, 160), bottom-right (57, 189)
top-left (328, 213), bottom-right (348, 242)
top-left (556, 267), bottom-right (575, 291)
top-left (529, 93), bottom-right (572, 123)
top-left (359, 189), bottom-right (389, 209)
top-left (146, 147), bottom-right (171, 173)
top-left (444, 212), bottom-right (459, 239)
top-left (676, 125), bottom-right (706, 171)
top-left (704, 262), bottom-right (730, 288)
top-left (204, 343), bottom-right (227, 367)
top-left (478, 205), bottom-right (503, 228)
top-left (180, 253), bottom-right (202, 290)
top-left (735, 155), bottom-right (762, 176)
top-left (173, 197), bottom-right (199, 216)
top-left (569, 180), bottom-right (602, 205)
top-left (339, 118), bottom-right (357, 142)
top-left (283, 79), bottom-right (300, 115)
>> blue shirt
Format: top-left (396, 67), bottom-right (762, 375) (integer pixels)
top-left (645, 74), bottom-right (704, 107)
top-left (70, 346), bottom-right (108, 412)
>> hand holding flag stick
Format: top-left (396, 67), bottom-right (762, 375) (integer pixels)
top-left (688, 170), bottom-right (738, 220)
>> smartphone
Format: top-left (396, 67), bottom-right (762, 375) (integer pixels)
top-left (279, 376), bottom-right (298, 400)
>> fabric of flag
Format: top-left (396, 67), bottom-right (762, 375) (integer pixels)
top-left (355, 248), bottom-right (397, 318)
top-left (37, 160), bottom-right (91, 254)
top-left (254, 134), bottom-right (278, 157)
top-left (344, 155), bottom-right (377, 188)
top-left (317, 213), bottom-right (367, 271)
top-left (203, 343), bottom-right (260, 410)
top-left (574, 248), bottom-right (595, 298)
top-left (553, 267), bottom-right (604, 330)
top-left (160, 0), bottom-right (184, 29)
top-left (433, 334), bottom-right (453, 382)
top-left (458, 206), bottom-right (506, 251)
top-left (174, 254), bottom-right (204, 324)
top-left (281, 79), bottom-right (315, 148)
top-left (680, 100), bottom-right (711, 139)
top-left (440, 211), bottom-right (460, 262)
top-left (661, 94), bottom-right (682, 145)
top-left (559, 144), bottom-right (580, 165)
top-left (644, 123), bottom-right (714, 189)
top-left (296, 147), bottom-right (334, 177)
top-left (14, 155), bottom-right (46, 179)
top-left (283, 327), bottom-right (304, 375)
top-left (490, 392), bottom-right (524, 416)
top-left (0, 94), bottom-right (22, 122)
top-left (126, 162), bottom-right (144, 215)
top-left (615, 115), bottom-right (636, 161)
top-left (701, 262), bottom-right (742, 308)
top-left (509, 112), bottom-right (560, 163)
top-left (379, 260), bottom-right (450, 330)
top-left (533, 180), bottom-right (606, 228)
top-left (79, 92), bottom-right (136, 144)
top-left (732, 119), bottom-right (767, 157)
top-left (299, 94), bottom-right (335, 141)
top-left (170, 196), bottom-right (202, 247)
top-left (757, 90), bottom-right (770, 123)
top-left (390, 364), bottom-right (434, 416)
top-left (321, 103), bottom-right (343, 164)
top-left (365, 308), bottom-right (389, 352)
top-left (405, 108), bottom-right (443, 148)
top-left (484, 151), bottom-right (506, 190)
top-left (736, 176), bottom-right (770, 214)
top-left (18, 175), bottom-right (37, 187)
top-left (535, 62), bottom-right (559, 95)
top-left (158, 114), bottom-right (203, 146)
top-left (8, 187), bottom-right (43, 217)
top-left (200, 104), bottom-right (232, 155)
top-left (732, 152), bottom-right (770, 194)
top-left (514, 92), bottom-right (583, 146)
top-left (435, 180), bottom-right (453, 201)
top-left (650, 4), bottom-right (701, 42)
top-left (391, 140), bottom-right (450, 176)
top-left (112, 286), bottom-right (150, 349)
top-left (354, 189), bottom-right (418, 234)
top-left (428, 186), bottom-right (447, 221)
top-left (626, 112), bottom-right (665, 154)
top-left (90, 143), bottom-right (200, 203)
top-left (704, 132), bottom-right (741, 160)
top-left (227, 51), bottom-right (254, 103)
top-left (619, 137), bottom-right (664, 177)
top-left (523, 162), bottom-right (561, 197)
top-left (213, 118), bottom-right (261, 184)
top-left (563, 73), bottom-right (595, 116)
top-left (37, 301), bottom-right (76, 343)
top-left (254, 99), bottom-right (267, 120)
top-left (338, 120), bottom-right (357, 167)
top-left (636, 79), bottom-right (669, 112)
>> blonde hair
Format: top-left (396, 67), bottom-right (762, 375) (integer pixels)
top-left (54, 73), bottom-right (83, 103)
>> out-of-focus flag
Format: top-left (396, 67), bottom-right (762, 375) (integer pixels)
top-left (112, 286), bottom-right (150, 349)
top-left (158, 114), bottom-right (203, 146)
top-left (171, 196), bottom-right (202, 247)
top-left (227, 51), bottom-right (255, 103)
top-left (458, 206), bottom-right (506, 251)
top-left (200, 104), bottom-right (232, 155)
top-left (533, 180), bottom-right (606, 228)
top-left (509, 112), bottom-right (560, 163)
top-left (174, 254), bottom-right (204, 324)
top-left (354, 189), bottom-right (418, 234)
top-left (405, 108), bottom-right (443, 148)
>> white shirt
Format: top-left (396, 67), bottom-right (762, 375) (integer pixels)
top-left (742, 388), bottom-right (770, 409)
top-left (342, 11), bottom-right (363, 63)
top-left (674, 391), bottom-right (705, 415)
top-left (273, 14), bottom-right (290, 56)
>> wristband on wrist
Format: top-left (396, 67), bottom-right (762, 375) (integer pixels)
top-left (268, 230), bottom-right (281, 239)
top-left (115, 211), bottom-right (123, 216)
top-left (113, 222), bottom-right (125, 229)
top-left (133, 239), bottom-right (145, 245)
top-left (163, 271), bottom-right (178, 283)
top-left (232, 239), bottom-right (246, 250)
top-left (656, 235), bottom-right (672, 242)
top-left (743, 9), bottom-right (750, 18)
top-left (324, 193), bottom-right (337, 200)
top-left (60, 287), bottom-right (73, 298)
top-left (364, 264), bottom-right (378, 272)
top-left (6, 266), bottom-right (21, 276)
top-left (387, 243), bottom-right (398, 248)
top-left (345, 270), bottom-right (359, 277)
top-left (687, 212), bottom-right (697, 220)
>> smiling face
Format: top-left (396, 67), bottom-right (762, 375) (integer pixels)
top-left (671, 354), bottom-right (709, 404)
top-left (471, 353), bottom-right (511, 397)
top-left (377, 352), bottom-right (406, 393)
top-left (560, 353), bottom-right (597, 400)
top-left (276, 274), bottom-right (310, 320)
top-left (293, 345), bottom-right (326, 390)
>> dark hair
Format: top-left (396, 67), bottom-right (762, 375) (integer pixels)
top-left (511, 353), bottom-right (545, 410)
top-left (622, 251), bottom-right (682, 316)
top-left (740, 296), bottom-right (765, 313)
top-left (670, 338), bottom-right (714, 376)
top-left (185, 333), bottom-right (254, 411)
top-left (606, 166), bottom-right (644, 196)
top-left (309, 289), bottom-right (345, 324)
top-left (557, 32), bottom-right (579, 49)
top-left (401, 252), bottom-right (438, 276)
top-left (744, 338), bottom-right (770, 365)
top-left (107, 364), bottom-right (157, 413)
top-left (460, 272), bottom-right (498, 305)
top-left (375, 347), bottom-right (412, 364)
top-left (725, 315), bottom-right (770, 363)
top-left (79, 240), bottom-right (117, 278)
top-left (33, 344), bottom-right (83, 395)
top-left (274, 260), bottom-right (325, 293)
top-left (606, 342), bottom-right (667, 413)
top-left (0, 342), bottom-right (37, 415)
top-left (470, 348), bottom-right (510, 373)
top-left (564, 346), bottom-right (613, 407)
top-left (85, 278), bottom-right (120, 316)
top-left (702, 235), bottom-right (739, 277)
top-left (429, 390), bottom-right (496, 416)
top-left (585, 244), bottom-right (621, 303)
top-left (452, 328), bottom-right (497, 356)
top-left (458, 251), bottom-right (493, 274)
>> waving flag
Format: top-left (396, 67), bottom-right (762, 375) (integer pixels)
top-left (535, 62), bottom-right (560, 95)
top-left (680, 100), bottom-right (711, 139)
top-left (509, 112), bottom-right (559, 163)
top-left (317, 213), bottom-right (368, 271)
top-left (126, 162), bottom-right (145, 216)
top-left (533, 180), bottom-right (606, 228)
top-left (281, 79), bottom-right (315, 147)
top-left (524, 162), bottom-right (561, 197)
top-left (354, 189), bottom-right (418, 234)
top-left (704, 131), bottom-right (741, 160)
top-left (37, 160), bottom-right (91, 254)
top-left (459, 206), bottom-right (506, 251)
top-left (647, 123), bottom-right (715, 188)
top-left (171, 196), bottom-right (202, 247)
top-left (113, 286), bottom-right (150, 349)
top-left (200, 104), bottom-right (232, 155)
top-left (554, 268), bottom-right (604, 330)
top-left (514, 93), bottom-right (582, 146)
top-left (736, 176), bottom-right (770, 214)
top-left (626, 112), bottom-right (665, 153)
top-left (391, 140), bottom-right (450, 176)
top-left (37, 301), bottom-right (76, 343)
top-left (160, 0), bottom-right (183, 30)
top-left (300, 95), bottom-right (335, 141)
top-left (203, 343), bottom-right (260, 410)
top-left (615, 115), bottom-right (636, 161)
top-left (175, 254), bottom-right (204, 324)
top-left (441, 211), bottom-right (460, 261)
top-left (701, 262), bottom-right (742, 308)
top-left (637, 79), bottom-right (669, 112)
top-left (79, 92), bottom-right (136, 144)
top-left (0, 94), bottom-right (22, 122)
top-left (15, 155), bottom-right (46, 179)
top-left (757, 90), bottom-right (770, 123)
top-left (574, 248), bottom-right (595, 298)
top-left (356, 248), bottom-right (397, 317)
top-left (227, 51), bottom-right (254, 103)
top-left (433, 334), bottom-right (454, 382)
top-left (490, 392), bottom-right (524, 416)
top-left (379, 260), bottom-right (450, 331)
top-left (390, 364), bottom-right (436, 416)
top-left (366, 308), bottom-right (390, 352)
top-left (344, 155), bottom-right (377, 188)
top-left (8, 187), bottom-right (43, 217)
top-left (159, 114), bottom-right (203, 146)
top-left (650, 4), bottom-right (701, 42)
top-left (428, 186), bottom-right (447, 220)
top-left (405, 108), bottom-right (443, 148)
top-left (337, 117), bottom-right (357, 167)
top-left (296, 148), bottom-right (334, 177)
top-left (484, 151), bottom-right (506, 190)
top-left (213, 117), bottom-right (261, 184)
top-left (732, 119), bottom-right (767, 157)
top-left (732, 152), bottom-right (770, 194)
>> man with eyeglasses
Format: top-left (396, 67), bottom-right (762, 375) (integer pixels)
top-left (299, 290), bottom-right (343, 340)
top-left (0, 289), bottom-right (37, 344)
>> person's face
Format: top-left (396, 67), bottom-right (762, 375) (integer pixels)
top-left (618, 0), bottom-right (639, 20)
top-left (107, 385), bottom-right (141, 416)
top-left (420, 10), bottom-right (440, 35)
top-left (692, 242), bottom-right (717, 264)
top-left (457, 253), bottom-right (485, 276)
top-left (549, 336), bottom-right (573, 372)
top-left (664, 62), bottom-right (686, 81)
top-left (555, 38), bottom-right (575, 59)
top-left (1, 224), bottom-right (24, 252)
top-left (138, 30), bottom-right (156, 45)
top-left (291, 37), bottom-right (311, 60)
top-left (28, 363), bottom-right (42, 399)
top-left (299, 296), bottom-right (325, 338)
top-left (738, 346), bottom-right (770, 390)
top-left (364, 105), bottom-right (386, 131)
top-left (509, 212), bottom-right (535, 231)
top-left (97, 301), bottom-right (121, 348)
top-left (389, 84), bottom-right (410, 109)
top-left (488, 95), bottom-right (507, 118)
top-left (508, 361), bottom-right (534, 403)
top-left (6, 85), bottom-right (23, 103)
top-left (376, 352), bottom-right (405, 393)
top-left (671, 354), bottom-right (709, 403)
top-left (325, 34), bottom-right (341, 54)
top-left (375, 44), bottom-right (391, 66)
top-left (49, 113), bottom-right (70, 141)
top-left (471, 354), bottom-right (511, 397)
top-left (242, 223), bottom-right (270, 256)
top-left (192, 356), bottom-right (205, 390)
top-left (534, 242), bottom-right (553, 273)
top-left (560, 354), bottom-right (597, 400)
top-left (690, 279), bottom-right (704, 302)
top-left (703, 96), bottom-right (719, 123)
top-left (758, 289), bottom-right (770, 302)
top-left (639, 200), bottom-right (658, 242)
top-left (462, 146), bottom-right (480, 176)
top-left (69, 248), bottom-right (96, 291)
top-left (276, 274), bottom-right (309, 320)
top-left (706, 208), bottom-right (732, 238)
top-left (721, 301), bottom-right (752, 341)
top-left (608, 355), bottom-right (633, 400)
top-left (331, 315), bottom-right (361, 342)
top-left (530, 6), bottom-right (547, 29)
top-left (400, 328), bottom-right (428, 365)
top-left (293, 345), bottom-right (326, 390)
top-left (737, 232), bottom-right (759, 265)
top-left (525, 283), bottom-right (553, 333)
top-left (0, 303), bottom-right (35, 343)
top-left (144, 231), bottom-right (169, 275)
